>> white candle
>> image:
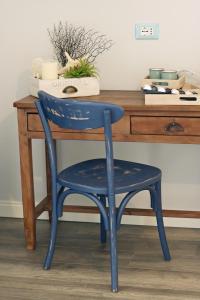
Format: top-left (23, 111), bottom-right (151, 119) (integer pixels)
top-left (32, 57), bottom-right (43, 78)
top-left (42, 61), bottom-right (58, 80)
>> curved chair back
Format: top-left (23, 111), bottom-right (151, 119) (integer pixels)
top-left (37, 91), bottom-right (124, 130)
top-left (36, 91), bottom-right (124, 193)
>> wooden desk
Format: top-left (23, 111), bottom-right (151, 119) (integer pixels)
top-left (14, 90), bottom-right (200, 250)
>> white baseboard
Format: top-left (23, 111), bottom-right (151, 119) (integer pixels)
top-left (1, 200), bottom-right (200, 228)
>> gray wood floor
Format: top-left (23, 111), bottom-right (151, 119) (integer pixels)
top-left (0, 218), bottom-right (200, 300)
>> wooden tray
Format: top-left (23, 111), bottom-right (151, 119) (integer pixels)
top-left (141, 75), bottom-right (185, 89)
top-left (145, 89), bottom-right (200, 105)
top-left (30, 77), bottom-right (100, 98)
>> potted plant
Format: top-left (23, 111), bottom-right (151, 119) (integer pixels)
top-left (30, 22), bottom-right (112, 98)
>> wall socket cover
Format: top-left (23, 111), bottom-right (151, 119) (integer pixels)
top-left (135, 23), bottom-right (159, 40)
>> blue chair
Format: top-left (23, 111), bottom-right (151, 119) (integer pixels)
top-left (36, 91), bottom-right (171, 292)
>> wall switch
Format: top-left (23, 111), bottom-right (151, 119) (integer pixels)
top-left (135, 23), bottom-right (159, 40)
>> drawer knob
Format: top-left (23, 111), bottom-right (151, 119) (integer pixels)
top-left (165, 122), bottom-right (184, 133)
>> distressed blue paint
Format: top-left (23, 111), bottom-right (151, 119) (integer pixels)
top-left (37, 90), bottom-right (124, 130)
top-left (104, 109), bottom-right (118, 292)
top-left (116, 185), bottom-right (171, 261)
top-left (150, 181), bottom-right (171, 261)
top-left (56, 189), bottom-right (109, 230)
top-left (99, 195), bottom-right (107, 243)
top-left (36, 91), bottom-right (171, 293)
top-left (117, 189), bottom-right (144, 228)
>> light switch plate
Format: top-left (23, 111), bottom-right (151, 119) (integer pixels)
top-left (135, 23), bottom-right (159, 40)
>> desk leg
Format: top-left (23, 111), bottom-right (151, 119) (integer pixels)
top-left (17, 109), bottom-right (36, 250)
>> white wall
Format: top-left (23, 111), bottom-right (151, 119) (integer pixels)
top-left (1, 0), bottom-right (200, 227)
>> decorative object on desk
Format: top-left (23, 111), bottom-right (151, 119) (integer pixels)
top-left (30, 22), bottom-right (113, 98)
top-left (178, 70), bottom-right (200, 88)
top-left (143, 85), bottom-right (200, 105)
top-left (32, 58), bottom-right (59, 80)
top-left (149, 68), bottom-right (164, 79)
top-left (41, 60), bottom-right (58, 80)
top-left (30, 76), bottom-right (99, 98)
top-left (142, 67), bottom-right (184, 89)
top-left (30, 54), bottom-right (99, 98)
top-left (48, 21), bottom-right (113, 67)
top-left (171, 89), bottom-right (180, 95)
top-left (58, 52), bottom-right (84, 75)
top-left (63, 58), bottom-right (97, 78)
top-left (32, 57), bottom-right (43, 79)
top-left (143, 69), bottom-right (200, 105)
top-left (143, 85), bottom-right (171, 94)
top-left (142, 74), bottom-right (185, 89)
top-left (158, 86), bottom-right (168, 93)
top-left (143, 84), bottom-right (152, 91)
top-left (161, 70), bottom-right (178, 80)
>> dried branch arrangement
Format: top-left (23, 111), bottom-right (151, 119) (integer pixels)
top-left (48, 22), bottom-right (113, 67)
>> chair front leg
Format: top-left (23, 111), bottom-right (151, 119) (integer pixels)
top-left (151, 181), bottom-right (171, 261)
top-left (107, 195), bottom-right (118, 292)
top-left (99, 195), bottom-right (107, 244)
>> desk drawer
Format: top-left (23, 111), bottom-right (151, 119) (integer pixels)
top-left (131, 116), bottom-right (200, 136)
top-left (27, 113), bottom-right (130, 135)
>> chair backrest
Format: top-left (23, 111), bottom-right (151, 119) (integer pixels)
top-left (36, 91), bottom-right (124, 196)
top-left (37, 91), bottom-right (124, 130)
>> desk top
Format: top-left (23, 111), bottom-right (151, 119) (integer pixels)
top-left (13, 90), bottom-right (200, 112)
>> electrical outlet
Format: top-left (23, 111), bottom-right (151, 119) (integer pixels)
top-left (135, 23), bottom-right (159, 40)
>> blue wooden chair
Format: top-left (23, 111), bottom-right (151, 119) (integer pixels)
top-left (36, 91), bottom-right (171, 292)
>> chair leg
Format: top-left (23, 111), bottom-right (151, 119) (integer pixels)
top-left (99, 195), bottom-right (107, 244)
top-left (43, 211), bottom-right (58, 269)
top-left (107, 196), bottom-right (118, 292)
top-left (152, 181), bottom-right (171, 261)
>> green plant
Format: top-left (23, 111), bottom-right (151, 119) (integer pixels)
top-left (63, 59), bottom-right (98, 78)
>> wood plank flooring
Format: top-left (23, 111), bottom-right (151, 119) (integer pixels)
top-left (0, 218), bottom-right (200, 300)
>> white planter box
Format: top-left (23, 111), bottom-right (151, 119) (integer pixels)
top-left (30, 77), bottom-right (100, 98)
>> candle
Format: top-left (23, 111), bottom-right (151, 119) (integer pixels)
top-left (42, 61), bottom-right (58, 80)
top-left (32, 57), bottom-right (43, 79)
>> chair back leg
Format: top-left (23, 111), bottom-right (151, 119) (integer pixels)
top-left (99, 195), bottom-right (107, 244)
top-left (151, 181), bottom-right (171, 261)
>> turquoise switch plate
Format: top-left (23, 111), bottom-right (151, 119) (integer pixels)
top-left (135, 23), bottom-right (159, 40)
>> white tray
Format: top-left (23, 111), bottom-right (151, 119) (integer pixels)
top-left (145, 90), bottom-right (200, 105)
top-left (30, 77), bottom-right (100, 98)
top-left (141, 75), bottom-right (185, 89)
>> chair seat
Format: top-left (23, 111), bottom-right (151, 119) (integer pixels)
top-left (58, 159), bottom-right (161, 194)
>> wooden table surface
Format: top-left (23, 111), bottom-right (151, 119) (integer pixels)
top-left (14, 90), bottom-right (200, 111)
